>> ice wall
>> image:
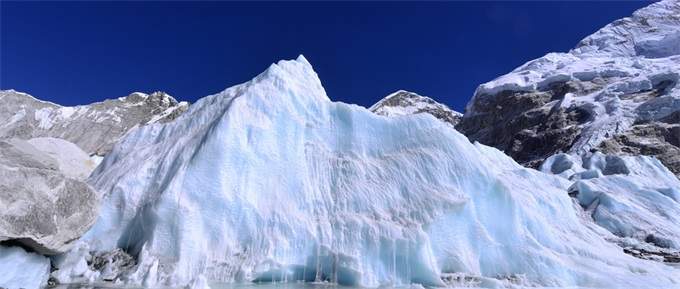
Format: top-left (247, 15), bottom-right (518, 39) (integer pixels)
top-left (57, 56), bottom-right (680, 288)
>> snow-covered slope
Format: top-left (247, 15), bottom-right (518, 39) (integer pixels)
top-left (0, 90), bottom-right (189, 156)
top-left (457, 0), bottom-right (680, 174)
top-left (53, 56), bottom-right (680, 288)
top-left (369, 90), bottom-right (462, 126)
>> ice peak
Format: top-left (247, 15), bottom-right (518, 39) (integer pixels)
top-left (266, 55), bottom-right (316, 77)
top-left (68, 53), bottom-right (680, 289)
top-left (295, 54), bottom-right (311, 65)
top-left (230, 56), bottom-right (329, 104)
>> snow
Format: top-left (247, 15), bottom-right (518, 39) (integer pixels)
top-left (34, 107), bottom-right (81, 129)
top-left (635, 31), bottom-right (680, 59)
top-left (369, 90), bottom-right (461, 118)
top-left (34, 107), bottom-right (55, 129)
top-left (0, 245), bottom-right (50, 289)
top-left (3, 108), bottom-right (27, 128)
top-left (54, 56), bottom-right (680, 288)
top-left (147, 101), bottom-right (190, 124)
top-left (27, 137), bottom-right (99, 179)
top-left (464, 0), bottom-right (680, 155)
top-left (59, 106), bottom-right (76, 119)
top-left (1, 89), bottom-right (63, 107)
top-left (369, 90), bottom-right (462, 127)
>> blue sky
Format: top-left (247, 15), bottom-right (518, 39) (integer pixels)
top-left (1, 1), bottom-right (650, 111)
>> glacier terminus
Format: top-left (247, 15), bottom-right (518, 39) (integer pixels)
top-left (1, 1), bottom-right (680, 289)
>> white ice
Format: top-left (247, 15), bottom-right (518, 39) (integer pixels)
top-left (54, 56), bottom-right (680, 288)
top-left (543, 152), bottom-right (680, 250)
top-left (0, 245), bottom-right (50, 289)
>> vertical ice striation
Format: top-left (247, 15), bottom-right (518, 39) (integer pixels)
top-left (56, 56), bottom-right (680, 288)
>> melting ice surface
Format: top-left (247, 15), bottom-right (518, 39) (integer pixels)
top-left (52, 56), bottom-right (680, 289)
top-left (210, 281), bottom-right (680, 289)
top-left (52, 282), bottom-right (635, 289)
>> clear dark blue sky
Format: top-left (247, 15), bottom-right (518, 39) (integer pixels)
top-left (1, 1), bottom-right (650, 112)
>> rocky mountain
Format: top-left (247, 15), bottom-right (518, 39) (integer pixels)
top-left (0, 90), bottom-right (188, 268)
top-left (455, 0), bottom-right (680, 175)
top-left (0, 90), bottom-right (189, 156)
top-left (0, 138), bottom-right (98, 255)
top-left (369, 90), bottom-right (462, 126)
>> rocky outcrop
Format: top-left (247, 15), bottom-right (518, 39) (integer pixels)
top-left (456, 0), bottom-right (680, 176)
top-left (0, 90), bottom-right (188, 255)
top-left (370, 90), bottom-right (462, 126)
top-left (0, 90), bottom-right (189, 156)
top-left (456, 80), bottom-right (599, 168)
top-left (0, 139), bottom-right (97, 255)
top-left (598, 117), bottom-right (680, 176)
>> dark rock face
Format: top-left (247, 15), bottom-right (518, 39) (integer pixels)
top-left (89, 249), bottom-right (136, 282)
top-left (457, 77), bottom-right (680, 176)
top-left (455, 0), bottom-right (680, 177)
top-left (599, 121), bottom-right (680, 176)
top-left (456, 80), bottom-right (603, 168)
top-left (370, 90), bottom-right (462, 127)
top-left (622, 242), bottom-right (680, 263)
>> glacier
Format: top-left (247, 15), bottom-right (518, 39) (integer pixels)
top-left (52, 56), bottom-right (680, 288)
top-left (542, 152), bottom-right (680, 253)
top-left (0, 245), bottom-right (50, 289)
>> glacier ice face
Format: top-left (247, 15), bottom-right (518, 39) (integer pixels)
top-left (0, 245), bottom-right (50, 289)
top-left (543, 152), bottom-right (680, 253)
top-left (55, 56), bottom-right (680, 288)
